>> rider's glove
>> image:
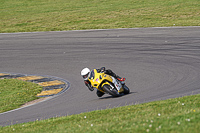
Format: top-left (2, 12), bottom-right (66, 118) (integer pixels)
top-left (88, 86), bottom-right (94, 91)
top-left (84, 81), bottom-right (94, 91)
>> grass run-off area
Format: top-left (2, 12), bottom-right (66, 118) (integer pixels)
top-left (0, 0), bottom-right (200, 33)
top-left (0, 79), bottom-right (43, 113)
top-left (0, 94), bottom-right (199, 132)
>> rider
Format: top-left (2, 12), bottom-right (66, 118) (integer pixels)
top-left (81, 67), bottom-right (125, 97)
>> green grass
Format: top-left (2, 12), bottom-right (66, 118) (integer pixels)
top-left (0, 79), bottom-right (43, 113)
top-left (0, 0), bottom-right (200, 33)
top-left (0, 94), bottom-right (199, 132)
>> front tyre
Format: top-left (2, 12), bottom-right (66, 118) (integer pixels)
top-left (123, 85), bottom-right (130, 94)
top-left (103, 84), bottom-right (120, 97)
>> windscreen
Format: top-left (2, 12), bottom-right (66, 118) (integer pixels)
top-left (89, 69), bottom-right (95, 79)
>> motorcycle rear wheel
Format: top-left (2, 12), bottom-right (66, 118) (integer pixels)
top-left (103, 84), bottom-right (120, 97)
top-left (123, 85), bottom-right (130, 94)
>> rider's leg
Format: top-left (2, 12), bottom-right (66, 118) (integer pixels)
top-left (105, 69), bottom-right (125, 81)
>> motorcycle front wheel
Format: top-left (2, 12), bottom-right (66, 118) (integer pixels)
top-left (103, 84), bottom-right (121, 97)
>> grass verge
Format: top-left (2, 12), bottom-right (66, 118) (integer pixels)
top-left (0, 79), bottom-right (43, 113)
top-left (0, 94), bottom-right (199, 132)
top-left (0, 0), bottom-right (200, 33)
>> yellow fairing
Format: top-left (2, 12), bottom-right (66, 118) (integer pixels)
top-left (88, 69), bottom-right (113, 93)
top-left (118, 86), bottom-right (124, 93)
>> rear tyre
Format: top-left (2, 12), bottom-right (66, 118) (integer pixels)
top-left (123, 85), bottom-right (130, 94)
top-left (103, 84), bottom-right (120, 97)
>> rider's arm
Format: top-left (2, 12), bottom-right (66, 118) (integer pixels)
top-left (84, 80), bottom-right (94, 91)
top-left (97, 67), bottom-right (106, 73)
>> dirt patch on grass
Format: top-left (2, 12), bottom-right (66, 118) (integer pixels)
top-left (21, 97), bottom-right (51, 108)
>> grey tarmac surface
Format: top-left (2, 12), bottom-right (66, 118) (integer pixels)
top-left (0, 27), bottom-right (200, 126)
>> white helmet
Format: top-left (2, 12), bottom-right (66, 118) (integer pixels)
top-left (81, 68), bottom-right (90, 80)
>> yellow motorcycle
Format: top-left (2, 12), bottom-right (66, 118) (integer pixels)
top-left (88, 69), bottom-right (130, 97)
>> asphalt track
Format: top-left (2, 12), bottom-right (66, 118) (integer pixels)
top-left (0, 27), bottom-right (200, 126)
